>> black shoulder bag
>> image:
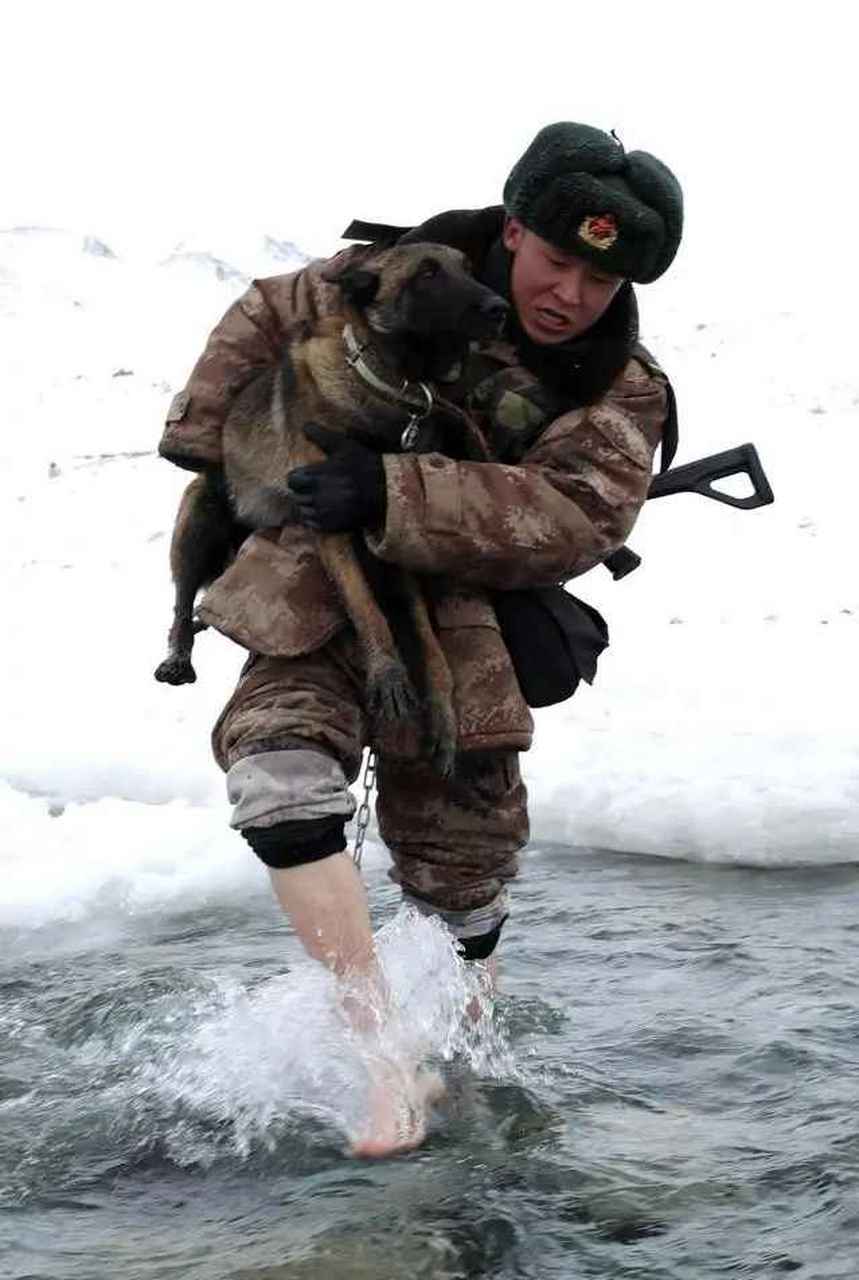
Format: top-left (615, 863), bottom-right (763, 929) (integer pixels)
top-left (492, 586), bottom-right (608, 708)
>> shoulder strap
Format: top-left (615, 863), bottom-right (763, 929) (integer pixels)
top-left (632, 341), bottom-right (678, 473)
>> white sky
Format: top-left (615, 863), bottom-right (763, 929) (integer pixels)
top-left (4, 0), bottom-right (856, 298)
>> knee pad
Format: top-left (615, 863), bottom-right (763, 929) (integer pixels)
top-left (242, 815), bottom-right (346, 869)
top-left (401, 890), bottom-right (510, 961)
top-left (458, 916), bottom-right (508, 961)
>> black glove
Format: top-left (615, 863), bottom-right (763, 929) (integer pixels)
top-left (287, 423), bottom-right (387, 532)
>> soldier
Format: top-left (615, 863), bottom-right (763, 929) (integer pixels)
top-left (158, 122), bottom-right (683, 1155)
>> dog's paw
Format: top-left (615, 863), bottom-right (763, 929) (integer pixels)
top-left (154, 656), bottom-right (197, 685)
top-left (367, 661), bottom-right (417, 721)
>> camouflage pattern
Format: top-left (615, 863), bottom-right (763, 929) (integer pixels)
top-left (376, 751), bottom-right (527, 913)
top-left (211, 639), bottom-right (528, 914)
top-left (197, 525), bottom-right (347, 660)
top-left (212, 636), bottom-right (368, 778)
top-left (366, 358), bottom-right (661, 591)
top-left (161, 246), bottom-right (668, 756)
top-left (158, 261), bottom-right (356, 471)
top-left (211, 606), bottom-right (531, 769)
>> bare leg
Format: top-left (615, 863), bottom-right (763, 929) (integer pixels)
top-left (268, 853), bottom-right (376, 979)
top-left (268, 853), bottom-right (437, 1155)
top-left (467, 952), bottom-right (498, 1024)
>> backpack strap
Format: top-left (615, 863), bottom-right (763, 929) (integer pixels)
top-left (632, 341), bottom-right (678, 473)
top-left (601, 341), bottom-right (679, 579)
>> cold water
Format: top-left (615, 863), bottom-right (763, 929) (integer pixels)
top-left (2, 840), bottom-right (857, 1280)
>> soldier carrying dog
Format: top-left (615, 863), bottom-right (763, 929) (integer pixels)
top-left (158, 122), bottom-right (683, 1156)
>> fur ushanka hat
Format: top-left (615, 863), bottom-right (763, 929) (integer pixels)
top-left (503, 122), bottom-right (683, 283)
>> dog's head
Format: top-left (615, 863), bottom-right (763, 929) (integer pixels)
top-left (320, 243), bottom-right (508, 344)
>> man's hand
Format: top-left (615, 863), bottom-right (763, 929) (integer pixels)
top-left (287, 423), bottom-right (387, 532)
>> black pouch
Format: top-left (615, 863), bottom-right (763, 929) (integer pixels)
top-left (492, 587), bottom-right (609, 708)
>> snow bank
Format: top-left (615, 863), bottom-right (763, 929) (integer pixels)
top-left (1, 226), bottom-right (856, 928)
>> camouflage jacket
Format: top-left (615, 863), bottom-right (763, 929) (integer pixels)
top-left (158, 208), bottom-right (669, 754)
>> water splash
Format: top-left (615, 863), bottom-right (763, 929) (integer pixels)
top-left (134, 910), bottom-right (516, 1164)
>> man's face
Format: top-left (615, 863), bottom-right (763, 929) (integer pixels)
top-left (502, 217), bottom-right (624, 345)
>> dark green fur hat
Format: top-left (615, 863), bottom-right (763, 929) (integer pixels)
top-left (503, 122), bottom-right (683, 283)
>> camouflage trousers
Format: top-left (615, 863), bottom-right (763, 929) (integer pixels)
top-left (211, 633), bottom-right (530, 937)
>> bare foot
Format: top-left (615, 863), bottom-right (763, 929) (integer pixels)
top-left (351, 1062), bottom-right (445, 1158)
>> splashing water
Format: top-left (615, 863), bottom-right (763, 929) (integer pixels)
top-left (132, 909), bottom-right (516, 1164)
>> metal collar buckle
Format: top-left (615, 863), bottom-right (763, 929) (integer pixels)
top-left (342, 324), bottom-right (435, 451)
top-left (400, 381), bottom-right (433, 450)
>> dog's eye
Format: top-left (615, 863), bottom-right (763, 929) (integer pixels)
top-left (418, 261), bottom-right (439, 280)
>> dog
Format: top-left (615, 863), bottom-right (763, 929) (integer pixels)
top-left (154, 241), bottom-right (508, 775)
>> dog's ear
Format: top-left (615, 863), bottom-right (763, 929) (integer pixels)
top-left (320, 257), bottom-right (380, 307)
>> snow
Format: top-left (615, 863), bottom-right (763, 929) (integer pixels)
top-left (1, 224), bottom-right (856, 930)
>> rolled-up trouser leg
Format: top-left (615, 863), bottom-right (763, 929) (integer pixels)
top-left (211, 642), bottom-right (529, 942)
top-left (375, 752), bottom-right (529, 958)
top-left (227, 748), bottom-right (356, 867)
top-left (211, 642), bottom-right (366, 868)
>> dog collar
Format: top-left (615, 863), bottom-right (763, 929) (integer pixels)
top-left (342, 324), bottom-right (434, 422)
top-left (343, 322), bottom-right (492, 462)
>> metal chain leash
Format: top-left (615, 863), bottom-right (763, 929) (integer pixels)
top-left (352, 747), bottom-right (377, 869)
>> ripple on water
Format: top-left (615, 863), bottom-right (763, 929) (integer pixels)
top-left (0, 911), bottom-right (518, 1207)
top-left (2, 853), bottom-right (859, 1279)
